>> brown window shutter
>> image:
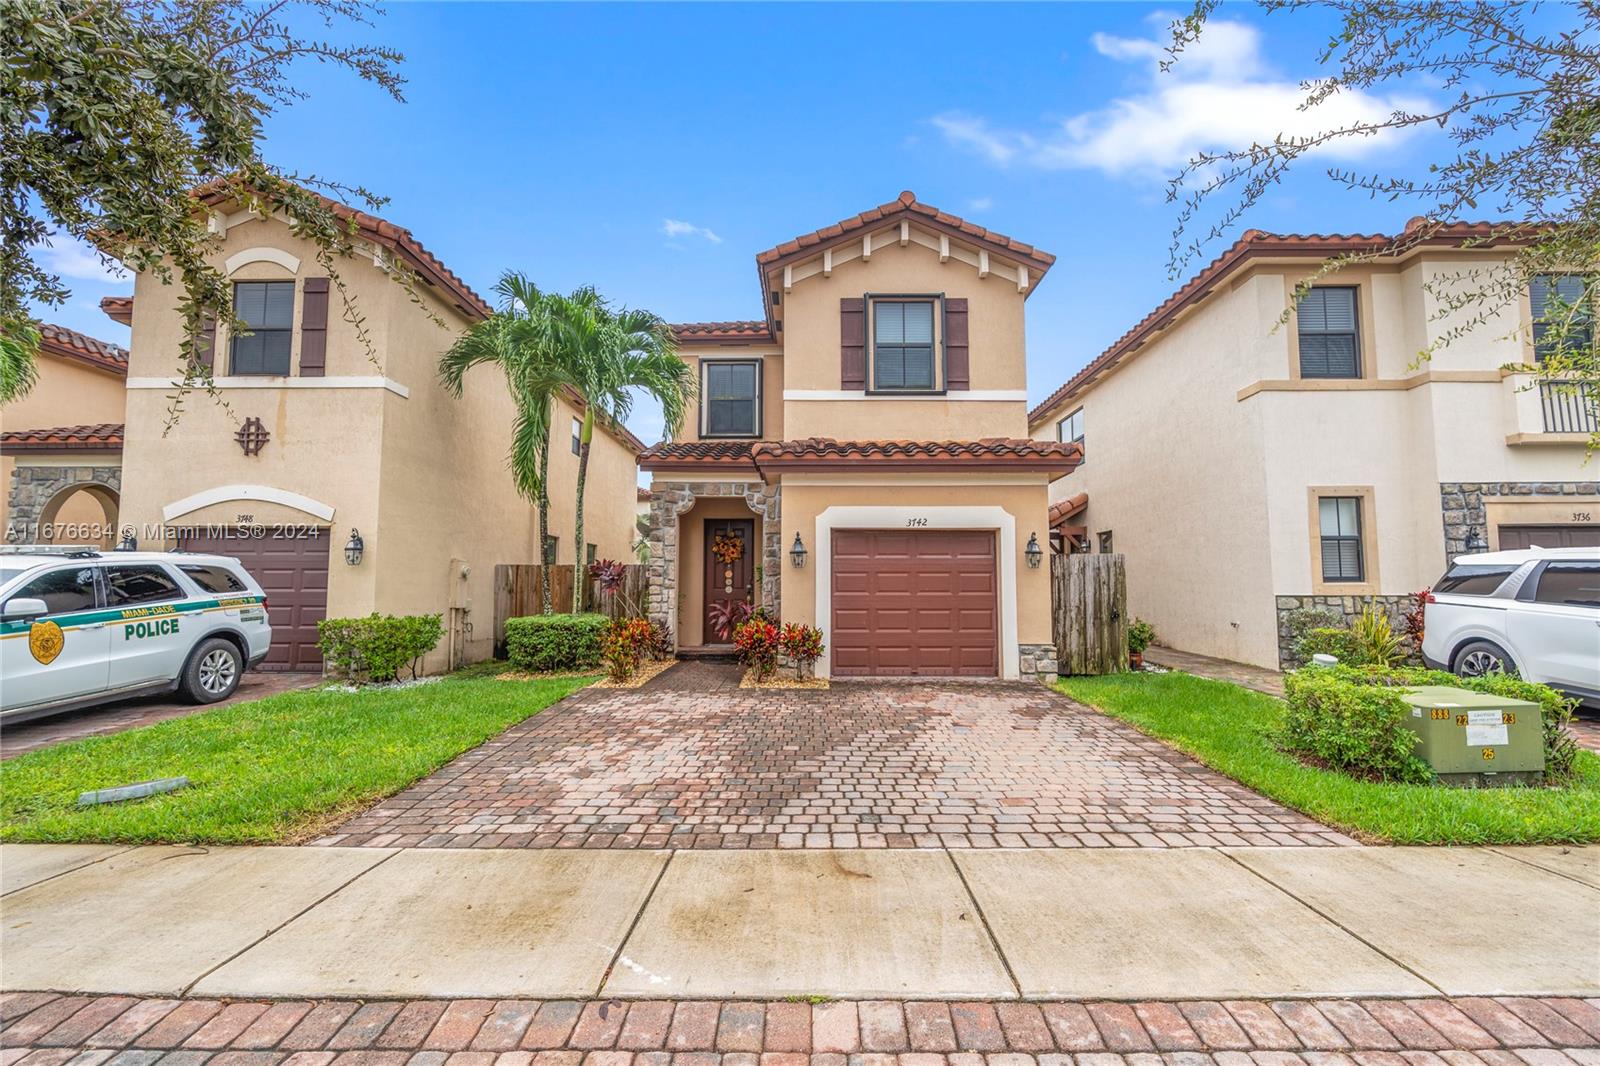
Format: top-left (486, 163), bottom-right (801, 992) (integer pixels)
top-left (194, 315), bottom-right (216, 369)
top-left (841, 297), bottom-right (866, 390)
top-left (945, 298), bottom-right (970, 390)
top-left (299, 277), bottom-right (329, 377)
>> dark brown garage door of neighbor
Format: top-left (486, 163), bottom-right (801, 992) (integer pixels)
top-left (177, 526), bottom-right (330, 671)
top-left (831, 529), bottom-right (999, 677)
top-left (1498, 524), bottom-right (1600, 549)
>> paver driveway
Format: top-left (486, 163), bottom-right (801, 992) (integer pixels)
top-left (319, 664), bottom-right (1354, 849)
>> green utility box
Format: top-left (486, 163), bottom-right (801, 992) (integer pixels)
top-left (1398, 685), bottom-right (1544, 787)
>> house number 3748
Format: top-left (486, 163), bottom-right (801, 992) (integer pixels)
top-left (906, 518), bottom-right (928, 527)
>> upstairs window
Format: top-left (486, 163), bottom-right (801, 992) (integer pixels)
top-left (872, 299), bottom-right (936, 391)
top-left (1318, 496), bottom-right (1365, 582)
top-left (1297, 287), bottom-right (1360, 379)
top-left (1057, 407), bottom-right (1085, 460)
top-left (231, 281), bottom-right (295, 376)
top-left (571, 417), bottom-right (582, 455)
top-left (702, 360), bottom-right (761, 438)
top-left (1531, 274), bottom-right (1594, 363)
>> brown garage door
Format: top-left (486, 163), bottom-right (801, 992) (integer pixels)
top-left (831, 529), bottom-right (998, 677)
top-left (1498, 525), bottom-right (1600, 549)
top-left (176, 527), bottom-right (330, 671)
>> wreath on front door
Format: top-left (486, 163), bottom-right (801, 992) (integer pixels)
top-left (711, 531), bottom-right (745, 565)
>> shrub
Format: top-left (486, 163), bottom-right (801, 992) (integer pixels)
top-left (779, 622), bottom-right (825, 679)
top-left (1328, 663), bottom-right (1579, 781)
top-left (600, 617), bottom-right (655, 681)
top-left (505, 613), bottom-right (609, 672)
top-left (1284, 606), bottom-right (1343, 640)
top-left (1282, 668), bottom-right (1432, 783)
top-left (1128, 618), bottom-right (1156, 655)
top-left (1403, 587), bottom-right (1429, 650)
top-left (318, 613), bottom-right (444, 683)
top-left (707, 598), bottom-right (754, 642)
top-left (734, 617), bottom-right (780, 680)
top-left (1351, 604), bottom-right (1407, 666)
top-left (1297, 626), bottom-right (1367, 664)
top-left (645, 620), bottom-right (673, 661)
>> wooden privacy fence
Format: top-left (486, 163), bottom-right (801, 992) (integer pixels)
top-left (492, 563), bottom-right (647, 651)
top-left (1051, 553), bottom-right (1129, 675)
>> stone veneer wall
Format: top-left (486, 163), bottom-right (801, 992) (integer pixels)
top-left (1439, 480), bottom-right (1598, 557)
top-left (1017, 643), bottom-right (1060, 682)
top-left (1274, 594), bottom-right (1416, 670)
top-left (5, 464), bottom-right (122, 543)
top-left (647, 480), bottom-right (781, 647)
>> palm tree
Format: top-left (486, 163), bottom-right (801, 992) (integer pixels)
top-left (548, 289), bottom-right (692, 612)
top-left (438, 272), bottom-right (568, 614)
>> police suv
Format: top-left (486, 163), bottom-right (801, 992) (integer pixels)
top-left (1, 547), bottom-right (273, 723)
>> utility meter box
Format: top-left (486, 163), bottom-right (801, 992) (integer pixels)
top-left (1398, 686), bottom-right (1544, 787)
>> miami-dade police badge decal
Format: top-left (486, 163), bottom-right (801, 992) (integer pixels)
top-left (28, 620), bottom-right (64, 665)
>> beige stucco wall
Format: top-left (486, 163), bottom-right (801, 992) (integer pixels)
top-left (1, 353), bottom-right (128, 539)
top-left (1032, 250), bottom-right (1596, 669)
top-left (780, 239), bottom-right (1031, 440)
top-left (777, 476), bottom-right (1053, 677)
top-left (116, 210), bottom-right (641, 672)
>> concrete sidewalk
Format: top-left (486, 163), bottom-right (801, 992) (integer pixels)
top-left (2, 843), bottom-right (1595, 1001)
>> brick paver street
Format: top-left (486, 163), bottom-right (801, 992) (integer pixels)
top-left (320, 672), bottom-right (1351, 848)
top-left (5, 992), bottom-right (1599, 1064)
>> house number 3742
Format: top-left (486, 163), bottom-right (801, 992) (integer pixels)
top-left (906, 518), bottom-right (928, 527)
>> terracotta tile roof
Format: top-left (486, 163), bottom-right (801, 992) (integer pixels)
top-left (637, 440), bottom-right (759, 473)
top-left (670, 321), bottom-right (776, 345)
top-left (1028, 218), bottom-right (1536, 426)
top-left (1049, 492), bottom-right (1088, 529)
top-left (194, 181), bottom-right (492, 322)
top-left (37, 323), bottom-right (128, 376)
top-left (757, 190), bottom-right (1057, 275)
top-left (100, 295), bottom-right (133, 326)
top-left (0, 423), bottom-right (124, 453)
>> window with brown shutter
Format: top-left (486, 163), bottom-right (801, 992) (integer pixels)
top-left (945, 297), bottom-right (969, 390)
top-left (840, 297), bottom-right (865, 390)
top-left (299, 277), bottom-right (329, 377)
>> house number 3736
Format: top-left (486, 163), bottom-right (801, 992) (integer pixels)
top-left (906, 518), bottom-right (928, 527)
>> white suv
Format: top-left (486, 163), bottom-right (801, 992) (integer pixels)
top-left (1, 548), bottom-right (274, 724)
top-left (1421, 546), bottom-right (1600, 708)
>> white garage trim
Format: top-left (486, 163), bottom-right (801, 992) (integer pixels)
top-left (224, 246), bottom-right (301, 275)
top-left (162, 485), bottom-right (336, 523)
top-left (813, 505), bottom-right (1018, 680)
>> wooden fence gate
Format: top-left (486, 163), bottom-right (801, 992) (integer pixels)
top-left (491, 563), bottom-right (647, 653)
top-left (1050, 553), bottom-right (1129, 675)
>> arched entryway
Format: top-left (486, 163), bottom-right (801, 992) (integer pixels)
top-left (38, 481), bottom-right (120, 547)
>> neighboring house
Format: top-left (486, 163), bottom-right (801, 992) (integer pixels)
top-left (1, 324), bottom-right (129, 548)
top-left (1028, 220), bottom-right (1599, 670)
top-left (640, 191), bottom-right (1081, 680)
top-left (106, 187), bottom-right (640, 672)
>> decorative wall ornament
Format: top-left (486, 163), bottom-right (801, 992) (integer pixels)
top-left (235, 416), bottom-right (270, 456)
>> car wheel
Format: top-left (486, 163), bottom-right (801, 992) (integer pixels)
top-left (181, 638), bottom-right (243, 704)
top-left (1452, 639), bottom-right (1518, 679)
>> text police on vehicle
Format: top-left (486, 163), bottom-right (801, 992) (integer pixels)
top-left (0, 547), bottom-right (274, 723)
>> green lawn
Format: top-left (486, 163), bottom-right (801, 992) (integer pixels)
top-left (0, 672), bottom-right (593, 845)
top-left (1057, 671), bottom-right (1600, 845)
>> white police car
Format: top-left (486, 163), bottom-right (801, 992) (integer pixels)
top-left (1, 547), bottom-right (273, 724)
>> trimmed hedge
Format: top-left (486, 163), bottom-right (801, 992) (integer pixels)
top-left (505, 613), bottom-right (610, 672)
top-left (1283, 667), bottom-right (1431, 783)
top-left (1296, 627), bottom-right (1367, 664)
top-left (318, 613), bottom-right (443, 683)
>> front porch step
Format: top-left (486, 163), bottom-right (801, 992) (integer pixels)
top-left (677, 644), bottom-right (738, 662)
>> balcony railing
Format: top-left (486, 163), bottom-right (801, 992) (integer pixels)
top-left (1538, 379), bottom-right (1598, 434)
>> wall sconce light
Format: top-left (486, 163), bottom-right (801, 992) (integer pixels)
top-left (1025, 532), bottom-right (1043, 569)
top-left (1464, 528), bottom-right (1489, 553)
top-left (344, 528), bottom-right (365, 566)
top-left (790, 532), bottom-right (807, 568)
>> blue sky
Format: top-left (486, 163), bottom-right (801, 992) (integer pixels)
top-left (40, 1), bottom-right (1449, 444)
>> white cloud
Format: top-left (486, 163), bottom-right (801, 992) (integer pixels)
top-left (38, 232), bottom-right (127, 284)
top-left (933, 18), bottom-right (1429, 177)
top-left (967, 197), bottom-right (995, 212)
top-left (661, 218), bottom-right (722, 244)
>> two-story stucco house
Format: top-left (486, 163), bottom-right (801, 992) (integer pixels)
top-left (108, 187), bottom-right (642, 672)
top-left (1, 324), bottom-right (129, 548)
top-left (1028, 220), bottom-right (1598, 670)
top-left (640, 191), bottom-right (1082, 680)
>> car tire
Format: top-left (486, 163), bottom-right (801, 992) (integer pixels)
top-left (181, 638), bottom-right (244, 704)
top-left (1451, 639), bottom-right (1518, 679)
